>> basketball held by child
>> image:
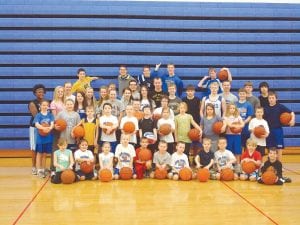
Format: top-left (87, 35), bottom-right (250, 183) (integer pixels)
top-left (159, 124), bottom-right (172, 135)
top-left (230, 122), bottom-right (242, 134)
top-left (152, 113), bottom-right (161, 121)
top-left (280, 112), bottom-right (292, 126)
top-left (123, 121), bottom-right (135, 134)
top-left (119, 167), bottom-right (133, 180)
top-left (61, 169), bottom-right (76, 184)
top-left (218, 70), bottom-right (228, 81)
top-left (220, 168), bottom-right (234, 181)
top-left (242, 161), bottom-right (256, 174)
top-left (103, 122), bottom-right (115, 135)
top-left (73, 126), bottom-right (85, 138)
top-left (98, 169), bottom-right (113, 182)
top-left (261, 170), bottom-right (277, 185)
top-left (179, 168), bottom-right (192, 181)
top-left (253, 126), bottom-right (266, 138)
top-left (38, 122), bottom-right (50, 136)
top-left (188, 128), bottom-right (201, 141)
top-left (144, 132), bottom-right (156, 144)
top-left (212, 121), bottom-right (223, 134)
top-left (138, 148), bottom-right (152, 161)
top-left (197, 168), bottom-right (210, 182)
top-left (55, 119), bottom-right (67, 131)
top-left (154, 168), bottom-right (168, 179)
top-left (80, 161), bottom-right (94, 174)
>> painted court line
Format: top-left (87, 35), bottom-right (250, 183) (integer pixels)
top-left (221, 181), bottom-right (279, 225)
top-left (283, 167), bottom-right (300, 175)
top-left (12, 176), bottom-right (50, 225)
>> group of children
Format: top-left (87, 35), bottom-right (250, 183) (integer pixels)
top-left (28, 65), bottom-right (295, 185)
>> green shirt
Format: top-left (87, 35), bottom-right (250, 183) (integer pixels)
top-left (54, 149), bottom-right (72, 172)
top-left (175, 113), bottom-right (193, 143)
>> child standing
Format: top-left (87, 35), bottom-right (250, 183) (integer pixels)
top-left (71, 68), bottom-right (99, 93)
top-left (175, 102), bottom-right (202, 156)
top-left (182, 84), bottom-right (201, 124)
top-left (240, 139), bottom-right (262, 181)
top-left (264, 91), bottom-right (295, 161)
top-left (152, 140), bottom-right (172, 178)
top-left (74, 139), bottom-right (97, 181)
top-left (167, 83), bottom-right (182, 115)
top-left (51, 138), bottom-right (74, 184)
top-left (195, 138), bottom-right (216, 179)
top-left (248, 107), bottom-right (270, 157)
top-left (33, 100), bottom-right (54, 178)
top-left (98, 142), bottom-right (114, 174)
top-left (120, 104), bottom-right (139, 146)
top-left (134, 138), bottom-right (153, 179)
top-left (114, 134), bottom-right (136, 180)
top-left (74, 92), bottom-right (87, 119)
top-left (170, 142), bottom-right (191, 180)
top-left (214, 137), bottom-right (238, 180)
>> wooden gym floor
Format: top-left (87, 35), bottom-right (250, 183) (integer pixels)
top-left (0, 155), bottom-right (299, 225)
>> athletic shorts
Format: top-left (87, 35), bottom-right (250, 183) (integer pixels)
top-left (226, 134), bottom-right (242, 155)
top-left (36, 143), bottom-right (52, 154)
top-left (267, 127), bottom-right (284, 149)
top-left (29, 126), bottom-right (36, 151)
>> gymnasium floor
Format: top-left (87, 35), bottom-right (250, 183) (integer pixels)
top-left (1, 156), bottom-right (299, 225)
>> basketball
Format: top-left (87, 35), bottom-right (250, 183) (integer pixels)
top-left (152, 113), bottom-right (161, 121)
top-left (123, 121), bottom-right (135, 134)
top-left (188, 128), bottom-right (201, 141)
top-left (159, 123), bottom-right (172, 135)
top-left (179, 168), bottom-right (192, 181)
top-left (280, 112), bottom-right (292, 126)
top-left (154, 168), bottom-right (168, 179)
top-left (212, 121), bottom-right (223, 134)
top-left (253, 126), bottom-right (266, 138)
top-left (230, 122), bottom-right (243, 134)
top-left (61, 169), bottom-right (76, 184)
top-left (38, 122), bottom-right (50, 136)
top-left (144, 132), bottom-right (157, 144)
top-left (261, 170), bottom-right (277, 185)
top-left (119, 167), bottom-right (133, 180)
top-left (220, 168), bottom-right (234, 181)
top-left (103, 122), bottom-right (115, 135)
top-left (55, 119), bottom-right (67, 131)
top-left (197, 168), bottom-right (210, 182)
top-left (80, 161), bottom-right (94, 174)
top-left (138, 148), bottom-right (152, 161)
top-left (242, 161), bottom-right (256, 174)
top-left (218, 70), bottom-right (228, 81)
top-left (134, 111), bottom-right (144, 121)
top-left (73, 126), bottom-right (85, 138)
top-left (98, 169), bottom-right (113, 182)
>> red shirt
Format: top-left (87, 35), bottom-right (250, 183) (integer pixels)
top-left (241, 149), bottom-right (262, 169)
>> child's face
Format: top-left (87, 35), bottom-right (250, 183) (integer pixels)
top-left (179, 104), bottom-right (186, 113)
top-left (35, 88), bottom-right (45, 100)
top-left (132, 101), bottom-right (141, 111)
top-left (176, 143), bottom-right (185, 154)
top-left (167, 65), bottom-right (175, 75)
top-left (244, 85), bottom-right (253, 94)
top-left (218, 139), bottom-right (227, 151)
top-left (40, 101), bottom-right (49, 111)
top-left (260, 86), bottom-right (268, 95)
top-left (86, 108), bottom-right (94, 117)
top-left (206, 106), bottom-right (214, 116)
top-left (102, 144), bottom-right (111, 153)
top-left (121, 135), bottom-right (130, 145)
top-left (209, 69), bottom-right (217, 79)
top-left (78, 71), bottom-right (86, 80)
top-left (76, 93), bottom-right (84, 103)
top-left (229, 105), bottom-right (236, 114)
top-left (143, 107), bottom-right (151, 116)
top-left (210, 83), bottom-right (219, 94)
top-left (119, 67), bottom-right (127, 76)
top-left (153, 79), bottom-right (162, 89)
top-left (162, 110), bottom-right (170, 119)
top-left (143, 67), bottom-right (151, 77)
top-left (268, 95), bottom-right (277, 106)
top-left (79, 141), bottom-right (88, 151)
top-left (238, 91), bottom-right (247, 101)
top-left (255, 109), bottom-right (264, 118)
top-left (123, 90), bottom-right (131, 100)
top-left (86, 89), bottom-right (94, 98)
top-left (168, 86), bottom-right (176, 95)
top-left (58, 143), bottom-right (67, 150)
top-left (202, 141), bottom-right (211, 152)
top-left (268, 150), bottom-right (277, 162)
top-left (100, 88), bottom-right (107, 98)
top-left (125, 106), bottom-right (134, 116)
top-left (222, 82), bottom-right (231, 92)
top-left (64, 83), bottom-right (72, 94)
top-left (140, 139), bottom-right (149, 149)
top-left (186, 89), bottom-right (195, 98)
top-left (161, 98), bottom-right (169, 108)
top-left (141, 87), bottom-right (148, 97)
top-left (103, 105), bottom-right (112, 115)
top-left (129, 82), bottom-right (137, 91)
top-left (57, 88), bottom-right (64, 98)
top-left (247, 144), bottom-right (256, 152)
top-left (158, 143), bottom-right (167, 153)
top-left (65, 100), bottom-right (75, 111)
top-left (109, 91), bottom-right (117, 100)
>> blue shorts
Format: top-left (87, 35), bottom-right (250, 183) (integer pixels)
top-left (36, 143), bottom-right (52, 154)
top-left (241, 128), bottom-right (250, 148)
top-left (114, 167), bottom-right (136, 175)
top-left (267, 127), bottom-right (284, 149)
top-left (226, 134), bottom-right (242, 155)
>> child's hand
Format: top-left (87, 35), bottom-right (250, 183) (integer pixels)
top-left (195, 164), bottom-right (200, 169)
top-left (155, 63), bottom-right (161, 71)
top-left (289, 119), bottom-right (295, 127)
top-left (204, 166), bottom-right (210, 170)
top-left (203, 75), bottom-right (210, 80)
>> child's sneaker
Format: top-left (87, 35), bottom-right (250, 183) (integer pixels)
top-left (31, 167), bottom-right (37, 175)
top-left (38, 170), bottom-right (45, 179)
top-left (283, 177), bottom-right (292, 183)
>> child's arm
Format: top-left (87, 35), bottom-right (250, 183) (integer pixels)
top-left (195, 155), bottom-right (201, 168)
top-left (69, 152), bottom-right (75, 169)
top-left (94, 119), bottom-right (99, 147)
top-left (191, 118), bottom-right (202, 136)
top-left (53, 153), bottom-right (63, 170)
top-left (99, 155), bottom-right (104, 169)
top-left (220, 67), bottom-right (233, 82)
top-left (91, 76), bottom-right (99, 81)
top-left (199, 99), bottom-right (205, 118)
top-left (221, 98), bottom-right (226, 117)
top-left (289, 112), bottom-right (296, 126)
top-left (174, 119), bottom-right (178, 142)
top-left (198, 75), bottom-right (209, 88)
top-left (205, 159), bottom-right (214, 170)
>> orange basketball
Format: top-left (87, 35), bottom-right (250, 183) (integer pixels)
top-left (261, 170), bottom-right (277, 185)
top-left (61, 169), bottom-right (76, 184)
top-left (280, 112), bottom-right (292, 126)
top-left (179, 168), bottom-right (192, 181)
top-left (119, 167), bottom-right (133, 180)
top-left (134, 111), bottom-right (144, 121)
top-left (152, 113), bottom-right (161, 121)
top-left (253, 126), bottom-right (266, 138)
top-left (242, 161), bottom-right (256, 174)
top-left (55, 119), bottom-right (67, 131)
top-left (220, 168), bottom-right (234, 181)
top-left (80, 161), bottom-right (94, 174)
top-left (103, 122), bottom-right (115, 135)
top-left (188, 128), bottom-right (201, 141)
top-left (38, 122), bottom-right (50, 136)
top-left (73, 126), bottom-right (85, 138)
top-left (197, 168), bottom-right (210, 182)
top-left (230, 122), bottom-right (243, 134)
top-left (98, 169), bottom-right (113, 182)
top-left (159, 123), bottom-right (172, 135)
top-left (154, 168), bottom-right (168, 179)
top-left (218, 70), bottom-right (228, 81)
top-left (123, 121), bottom-right (135, 134)
top-left (212, 121), bottom-right (224, 134)
top-left (138, 149), bottom-right (152, 161)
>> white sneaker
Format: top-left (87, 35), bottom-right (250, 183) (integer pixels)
top-left (38, 170), bottom-right (45, 179)
top-left (31, 167), bottom-right (37, 175)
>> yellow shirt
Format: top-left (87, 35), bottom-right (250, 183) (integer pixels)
top-left (82, 118), bottom-right (98, 146)
top-left (71, 76), bottom-right (93, 93)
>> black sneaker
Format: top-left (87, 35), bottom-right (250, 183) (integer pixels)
top-left (257, 177), bottom-right (263, 184)
top-left (275, 178), bottom-right (284, 185)
top-left (283, 177), bottom-right (292, 183)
